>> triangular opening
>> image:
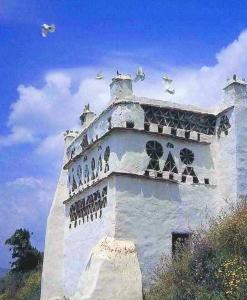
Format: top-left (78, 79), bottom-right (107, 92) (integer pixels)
top-left (163, 152), bottom-right (178, 173)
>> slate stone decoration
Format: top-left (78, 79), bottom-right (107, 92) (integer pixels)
top-left (81, 134), bottom-right (89, 151)
top-left (108, 117), bottom-right (112, 130)
top-left (69, 186), bottom-right (108, 226)
top-left (180, 148), bottom-right (194, 165)
top-left (166, 142), bottom-right (174, 148)
top-left (217, 115), bottom-right (231, 137)
top-left (163, 152), bottom-right (178, 173)
top-left (142, 105), bottom-right (216, 135)
top-left (72, 175), bottom-right (77, 192)
top-left (91, 158), bottom-right (96, 180)
top-left (146, 141), bottom-right (163, 170)
top-left (77, 165), bottom-right (83, 185)
top-left (70, 147), bottom-right (75, 159)
top-left (84, 164), bottom-right (89, 183)
top-left (182, 166), bottom-right (199, 183)
top-left (104, 146), bottom-right (110, 172)
top-left (96, 155), bottom-right (103, 177)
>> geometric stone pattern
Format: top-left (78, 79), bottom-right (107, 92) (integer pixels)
top-left (142, 105), bottom-right (216, 135)
top-left (69, 186), bottom-right (107, 228)
top-left (217, 115), bottom-right (231, 137)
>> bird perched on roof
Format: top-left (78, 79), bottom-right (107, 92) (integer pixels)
top-left (134, 67), bottom-right (145, 82)
top-left (95, 72), bottom-right (104, 80)
top-left (162, 75), bottom-right (175, 95)
top-left (41, 24), bottom-right (56, 37)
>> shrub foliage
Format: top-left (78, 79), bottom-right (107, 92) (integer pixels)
top-left (5, 229), bottom-right (42, 272)
top-left (0, 228), bottom-right (43, 300)
top-left (145, 199), bottom-right (247, 300)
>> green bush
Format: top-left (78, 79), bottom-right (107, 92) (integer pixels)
top-left (0, 267), bottom-right (41, 300)
top-left (145, 198), bottom-right (247, 300)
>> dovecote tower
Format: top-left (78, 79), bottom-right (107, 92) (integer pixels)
top-left (41, 73), bottom-right (247, 300)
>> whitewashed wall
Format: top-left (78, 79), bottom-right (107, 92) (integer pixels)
top-left (235, 97), bottom-right (247, 196)
top-left (63, 177), bottom-right (116, 297)
top-left (211, 107), bottom-right (237, 204)
top-left (114, 175), bottom-right (218, 289)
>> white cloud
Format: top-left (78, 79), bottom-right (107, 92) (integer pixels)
top-left (2, 29), bottom-right (247, 155)
top-left (172, 29), bottom-right (247, 105)
top-left (6, 176), bottom-right (45, 189)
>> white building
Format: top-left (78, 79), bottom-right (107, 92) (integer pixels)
top-left (41, 73), bottom-right (247, 300)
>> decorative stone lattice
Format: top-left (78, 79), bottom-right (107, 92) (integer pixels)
top-left (69, 186), bottom-right (108, 227)
top-left (180, 148), bottom-right (194, 165)
top-left (146, 141), bottom-right (163, 171)
top-left (163, 152), bottom-right (178, 173)
top-left (142, 105), bottom-right (216, 135)
top-left (84, 165), bottom-right (89, 183)
top-left (91, 158), bottom-right (96, 180)
top-left (104, 146), bottom-right (110, 172)
top-left (96, 155), bottom-right (102, 177)
top-left (72, 175), bottom-right (77, 192)
top-left (77, 165), bottom-right (82, 185)
top-left (217, 115), bottom-right (231, 137)
top-left (182, 167), bottom-right (198, 183)
top-left (81, 134), bottom-right (89, 151)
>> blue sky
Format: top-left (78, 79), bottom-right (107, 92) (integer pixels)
top-left (1, 0), bottom-right (247, 268)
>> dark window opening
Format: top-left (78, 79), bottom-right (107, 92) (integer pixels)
top-left (144, 123), bottom-right (150, 131)
top-left (144, 170), bottom-right (149, 176)
top-left (172, 232), bottom-right (191, 256)
top-left (157, 172), bottom-right (162, 178)
top-left (181, 175), bottom-right (186, 183)
top-left (169, 173), bottom-right (174, 180)
top-left (171, 128), bottom-right (177, 136)
top-left (197, 133), bottom-right (200, 141)
top-left (126, 121), bottom-right (134, 128)
top-left (193, 176), bottom-right (199, 184)
top-left (185, 131), bottom-right (190, 139)
top-left (158, 125), bottom-right (163, 133)
top-left (204, 178), bottom-right (209, 185)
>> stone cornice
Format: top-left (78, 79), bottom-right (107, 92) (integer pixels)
top-left (63, 170), bottom-right (216, 205)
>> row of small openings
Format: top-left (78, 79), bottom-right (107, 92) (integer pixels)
top-left (144, 170), bottom-right (210, 185)
top-left (108, 117), bottom-right (135, 129)
top-left (82, 119), bottom-right (135, 150)
top-left (144, 123), bottom-right (201, 141)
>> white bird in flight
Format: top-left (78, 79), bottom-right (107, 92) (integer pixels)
top-left (162, 75), bottom-right (175, 94)
top-left (134, 67), bottom-right (145, 82)
top-left (41, 24), bottom-right (56, 37)
top-left (95, 72), bottom-right (104, 80)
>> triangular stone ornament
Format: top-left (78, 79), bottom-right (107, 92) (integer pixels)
top-left (163, 152), bottom-right (178, 173)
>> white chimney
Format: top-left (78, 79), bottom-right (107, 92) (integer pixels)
top-left (80, 104), bottom-right (96, 129)
top-left (110, 73), bottom-right (133, 100)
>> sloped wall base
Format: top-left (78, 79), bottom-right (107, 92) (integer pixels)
top-left (72, 237), bottom-right (143, 300)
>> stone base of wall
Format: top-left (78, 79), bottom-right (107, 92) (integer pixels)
top-left (71, 237), bottom-right (143, 300)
